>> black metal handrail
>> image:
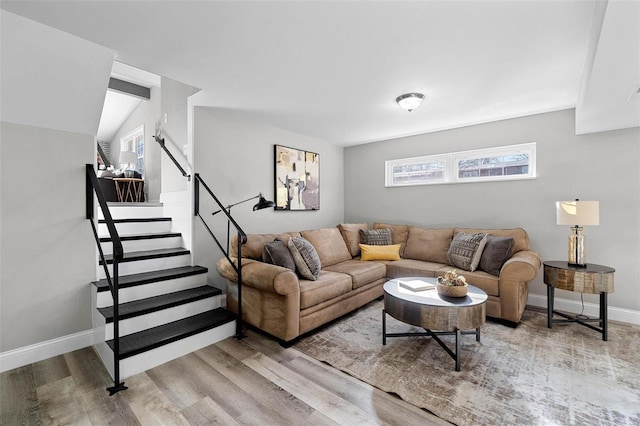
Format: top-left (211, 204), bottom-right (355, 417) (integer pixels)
top-left (153, 135), bottom-right (191, 181)
top-left (154, 136), bottom-right (247, 338)
top-left (85, 164), bottom-right (127, 395)
top-left (194, 173), bottom-right (247, 338)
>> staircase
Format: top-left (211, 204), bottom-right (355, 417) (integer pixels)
top-left (92, 203), bottom-right (235, 381)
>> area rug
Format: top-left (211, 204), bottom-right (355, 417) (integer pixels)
top-left (294, 300), bottom-right (640, 425)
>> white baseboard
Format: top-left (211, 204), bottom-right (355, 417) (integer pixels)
top-left (0, 329), bottom-right (94, 373)
top-left (527, 294), bottom-right (640, 325)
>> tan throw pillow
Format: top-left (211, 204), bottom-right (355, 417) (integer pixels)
top-left (446, 232), bottom-right (489, 272)
top-left (288, 236), bottom-right (321, 280)
top-left (338, 223), bottom-right (369, 257)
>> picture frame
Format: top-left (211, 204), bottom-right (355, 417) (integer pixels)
top-left (274, 145), bottom-right (320, 211)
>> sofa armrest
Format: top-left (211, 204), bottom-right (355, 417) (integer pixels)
top-left (500, 250), bottom-right (541, 282)
top-left (497, 250), bottom-right (541, 323)
top-left (217, 257), bottom-right (300, 296)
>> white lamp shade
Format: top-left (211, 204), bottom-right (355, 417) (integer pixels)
top-left (556, 200), bottom-right (599, 226)
top-left (119, 150), bottom-right (137, 166)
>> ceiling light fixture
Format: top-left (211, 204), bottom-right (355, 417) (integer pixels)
top-left (396, 93), bottom-right (425, 112)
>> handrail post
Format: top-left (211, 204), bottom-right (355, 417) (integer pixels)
top-left (85, 164), bottom-right (127, 395)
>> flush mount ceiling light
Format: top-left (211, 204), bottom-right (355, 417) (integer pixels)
top-left (396, 93), bottom-right (425, 112)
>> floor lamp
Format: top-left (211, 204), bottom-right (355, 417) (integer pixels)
top-left (212, 193), bottom-right (275, 338)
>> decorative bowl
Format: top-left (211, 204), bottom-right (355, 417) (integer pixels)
top-left (437, 282), bottom-right (468, 298)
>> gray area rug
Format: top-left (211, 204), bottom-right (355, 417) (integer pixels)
top-left (294, 300), bottom-right (640, 425)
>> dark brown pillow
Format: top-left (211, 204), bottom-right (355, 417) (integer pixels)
top-left (262, 239), bottom-right (296, 271)
top-left (359, 228), bottom-right (392, 245)
top-left (479, 235), bottom-right (515, 276)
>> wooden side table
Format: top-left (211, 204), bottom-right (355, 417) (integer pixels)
top-left (113, 178), bottom-right (144, 203)
top-left (543, 261), bottom-right (614, 341)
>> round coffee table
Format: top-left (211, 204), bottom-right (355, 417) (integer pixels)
top-left (383, 277), bottom-right (488, 371)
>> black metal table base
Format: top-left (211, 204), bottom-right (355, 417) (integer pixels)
top-left (546, 285), bottom-right (608, 341)
top-left (382, 309), bottom-right (480, 371)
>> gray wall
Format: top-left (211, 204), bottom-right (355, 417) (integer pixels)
top-left (109, 86), bottom-right (161, 202)
top-left (0, 122), bottom-right (95, 352)
top-left (344, 109), bottom-right (640, 313)
top-left (161, 77), bottom-right (199, 193)
top-left (193, 109), bottom-right (345, 290)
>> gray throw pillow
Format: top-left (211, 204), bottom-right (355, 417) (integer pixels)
top-left (479, 235), bottom-right (515, 276)
top-left (288, 236), bottom-right (321, 280)
top-left (446, 232), bottom-right (488, 272)
top-left (359, 228), bottom-right (392, 245)
top-left (262, 239), bottom-right (296, 271)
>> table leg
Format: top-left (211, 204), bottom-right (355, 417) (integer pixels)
top-left (475, 327), bottom-right (481, 342)
top-left (455, 329), bottom-right (461, 372)
top-left (547, 285), bottom-right (554, 329)
top-left (115, 181), bottom-right (125, 202)
top-left (601, 292), bottom-right (608, 341)
top-left (382, 309), bottom-right (386, 346)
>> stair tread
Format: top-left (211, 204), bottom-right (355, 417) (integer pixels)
top-left (100, 247), bottom-right (190, 265)
top-left (93, 265), bottom-right (208, 292)
top-left (98, 286), bottom-right (221, 322)
top-left (99, 232), bottom-right (182, 243)
top-left (99, 217), bottom-right (172, 224)
top-left (106, 308), bottom-right (235, 359)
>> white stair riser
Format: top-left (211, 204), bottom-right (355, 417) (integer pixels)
top-left (98, 255), bottom-right (191, 279)
top-left (95, 273), bottom-right (208, 308)
top-left (94, 321), bottom-right (236, 380)
top-left (102, 297), bottom-right (222, 340)
top-left (98, 221), bottom-right (172, 237)
top-left (100, 236), bottom-right (183, 255)
top-left (99, 206), bottom-right (164, 220)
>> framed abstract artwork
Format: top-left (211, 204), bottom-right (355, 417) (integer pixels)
top-left (274, 145), bottom-right (320, 210)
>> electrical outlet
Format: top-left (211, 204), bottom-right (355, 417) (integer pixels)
top-left (164, 113), bottom-right (168, 124)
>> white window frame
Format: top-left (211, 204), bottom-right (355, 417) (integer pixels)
top-left (120, 125), bottom-right (144, 176)
top-left (385, 142), bottom-right (536, 187)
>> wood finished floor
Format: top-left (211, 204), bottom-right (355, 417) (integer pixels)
top-left (1, 330), bottom-right (450, 425)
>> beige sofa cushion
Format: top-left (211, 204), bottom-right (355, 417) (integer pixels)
top-left (323, 259), bottom-right (387, 289)
top-left (403, 227), bottom-right (454, 264)
top-left (232, 232), bottom-right (300, 259)
top-left (337, 223), bottom-right (369, 257)
top-left (373, 223), bottom-right (410, 255)
top-left (435, 266), bottom-right (500, 296)
top-left (383, 258), bottom-right (441, 278)
top-left (301, 228), bottom-right (352, 267)
top-left (299, 271), bottom-right (352, 309)
top-left (454, 228), bottom-right (529, 253)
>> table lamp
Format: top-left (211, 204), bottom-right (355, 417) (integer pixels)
top-left (119, 151), bottom-right (138, 177)
top-left (556, 199), bottom-right (599, 266)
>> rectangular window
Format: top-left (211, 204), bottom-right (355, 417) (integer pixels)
top-left (387, 155), bottom-right (447, 186)
top-left (120, 125), bottom-right (144, 176)
top-left (385, 143), bottom-right (536, 187)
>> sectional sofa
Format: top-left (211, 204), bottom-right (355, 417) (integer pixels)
top-left (217, 223), bottom-right (541, 343)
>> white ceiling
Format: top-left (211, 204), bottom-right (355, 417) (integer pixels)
top-left (2, 1), bottom-right (638, 146)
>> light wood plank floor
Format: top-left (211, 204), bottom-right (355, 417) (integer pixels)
top-left (1, 330), bottom-right (450, 425)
